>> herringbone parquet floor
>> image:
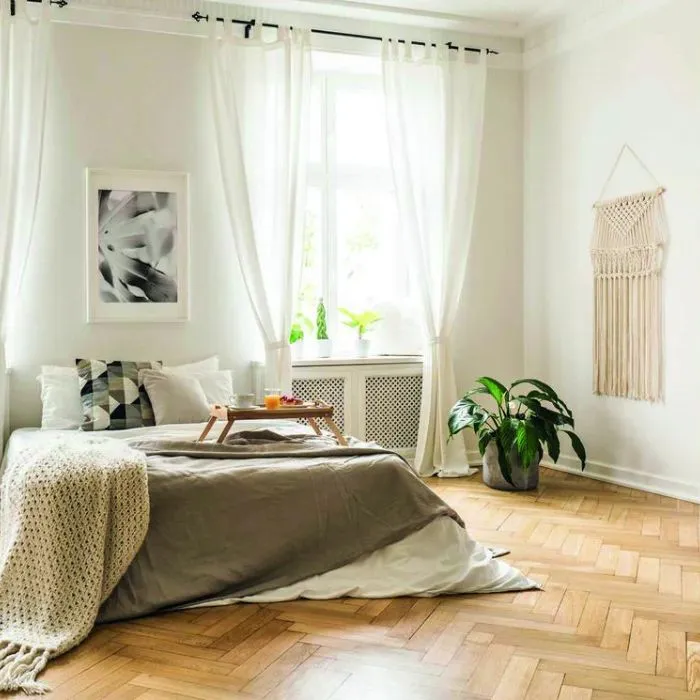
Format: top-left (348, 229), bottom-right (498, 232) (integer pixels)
top-left (12, 468), bottom-right (700, 699)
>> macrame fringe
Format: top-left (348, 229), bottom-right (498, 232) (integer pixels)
top-left (0, 641), bottom-right (51, 695)
top-left (591, 188), bottom-right (666, 402)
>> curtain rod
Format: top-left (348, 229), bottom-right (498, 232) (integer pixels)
top-left (192, 12), bottom-right (499, 55)
top-left (11, 0), bottom-right (68, 14)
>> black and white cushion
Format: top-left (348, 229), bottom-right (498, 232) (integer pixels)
top-left (76, 358), bottom-right (162, 431)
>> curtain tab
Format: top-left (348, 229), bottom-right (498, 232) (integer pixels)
top-left (267, 341), bottom-right (288, 351)
top-left (381, 37), bottom-right (390, 61)
top-left (429, 336), bottom-right (445, 346)
top-left (384, 38), bottom-right (400, 61)
top-left (292, 27), bottom-right (311, 47)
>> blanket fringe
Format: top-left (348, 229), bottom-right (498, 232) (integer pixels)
top-left (0, 641), bottom-right (51, 695)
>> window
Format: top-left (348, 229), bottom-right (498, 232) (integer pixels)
top-left (297, 52), bottom-right (421, 357)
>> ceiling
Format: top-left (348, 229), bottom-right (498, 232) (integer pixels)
top-left (338, 0), bottom-right (573, 26)
top-left (235, 0), bottom-right (581, 37)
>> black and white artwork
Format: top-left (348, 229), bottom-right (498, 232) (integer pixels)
top-left (98, 189), bottom-right (178, 304)
top-left (87, 170), bottom-right (189, 323)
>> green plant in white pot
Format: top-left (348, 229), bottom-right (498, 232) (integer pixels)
top-left (316, 298), bottom-right (332, 358)
top-left (447, 377), bottom-right (586, 491)
top-left (289, 312), bottom-right (313, 360)
top-left (339, 308), bottom-right (381, 357)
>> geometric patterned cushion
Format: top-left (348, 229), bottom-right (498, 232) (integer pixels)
top-left (75, 358), bottom-right (162, 431)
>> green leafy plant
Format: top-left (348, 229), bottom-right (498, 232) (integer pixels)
top-left (289, 312), bottom-right (313, 345)
top-left (447, 377), bottom-right (586, 487)
top-left (316, 298), bottom-right (329, 340)
top-left (338, 308), bottom-right (381, 339)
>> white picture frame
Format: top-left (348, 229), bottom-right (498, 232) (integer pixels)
top-left (86, 168), bottom-right (190, 323)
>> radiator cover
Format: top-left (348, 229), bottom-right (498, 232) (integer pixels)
top-left (363, 374), bottom-right (423, 449)
top-left (291, 376), bottom-right (347, 432)
top-left (289, 360), bottom-right (423, 455)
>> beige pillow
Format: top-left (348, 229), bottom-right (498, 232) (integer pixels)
top-left (140, 370), bottom-right (210, 425)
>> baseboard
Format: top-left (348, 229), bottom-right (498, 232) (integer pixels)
top-left (467, 450), bottom-right (700, 504)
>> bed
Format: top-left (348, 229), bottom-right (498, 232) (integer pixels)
top-left (4, 419), bottom-right (536, 624)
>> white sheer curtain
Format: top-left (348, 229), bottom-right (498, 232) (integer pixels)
top-left (0, 0), bottom-right (51, 446)
top-left (382, 41), bottom-right (487, 477)
top-left (208, 23), bottom-right (311, 393)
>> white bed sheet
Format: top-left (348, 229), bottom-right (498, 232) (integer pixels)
top-left (4, 425), bottom-right (537, 603)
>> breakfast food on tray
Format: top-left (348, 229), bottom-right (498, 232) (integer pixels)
top-left (280, 394), bottom-right (306, 406)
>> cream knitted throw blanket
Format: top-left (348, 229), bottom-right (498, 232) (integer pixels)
top-left (0, 434), bottom-right (149, 694)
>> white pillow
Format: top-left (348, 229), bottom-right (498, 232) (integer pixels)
top-left (193, 370), bottom-right (233, 405)
top-left (164, 357), bottom-right (231, 403)
top-left (161, 367), bottom-right (232, 406)
top-left (140, 370), bottom-right (211, 425)
top-left (38, 365), bottom-right (83, 429)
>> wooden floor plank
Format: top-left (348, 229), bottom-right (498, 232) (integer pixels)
top-left (24, 468), bottom-right (700, 700)
top-left (492, 655), bottom-right (539, 700)
top-left (687, 640), bottom-right (700, 692)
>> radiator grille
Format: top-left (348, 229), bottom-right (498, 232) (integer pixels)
top-left (364, 374), bottom-right (422, 449)
top-left (291, 377), bottom-right (346, 431)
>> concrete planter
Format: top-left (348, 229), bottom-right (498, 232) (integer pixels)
top-left (482, 441), bottom-right (540, 491)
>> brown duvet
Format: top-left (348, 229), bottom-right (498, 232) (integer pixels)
top-left (97, 431), bottom-right (462, 622)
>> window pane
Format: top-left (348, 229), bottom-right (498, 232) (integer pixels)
top-left (308, 83), bottom-right (323, 165)
top-left (296, 188), bottom-right (322, 332)
top-left (336, 188), bottom-right (400, 310)
top-left (335, 188), bottom-right (420, 354)
top-left (335, 86), bottom-right (389, 167)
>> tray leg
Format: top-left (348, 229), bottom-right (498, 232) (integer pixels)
top-left (307, 418), bottom-right (323, 436)
top-left (217, 419), bottom-right (235, 444)
top-left (198, 416), bottom-right (217, 442)
top-left (325, 418), bottom-right (348, 446)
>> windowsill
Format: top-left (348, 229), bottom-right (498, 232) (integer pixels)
top-left (292, 355), bottom-right (423, 368)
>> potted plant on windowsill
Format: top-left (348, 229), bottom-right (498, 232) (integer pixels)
top-left (289, 312), bottom-right (313, 360)
top-left (339, 308), bottom-right (381, 358)
top-left (316, 298), bottom-right (332, 358)
top-left (447, 377), bottom-right (586, 491)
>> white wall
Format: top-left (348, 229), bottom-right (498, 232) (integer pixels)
top-left (8, 21), bottom-right (524, 431)
top-left (8, 24), bottom-right (257, 430)
top-left (524, 0), bottom-right (700, 498)
top-left (454, 66), bottom-right (524, 392)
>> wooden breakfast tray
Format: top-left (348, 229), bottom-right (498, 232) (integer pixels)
top-left (197, 402), bottom-right (348, 446)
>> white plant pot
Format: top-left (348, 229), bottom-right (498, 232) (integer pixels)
top-left (356, 338), bottom-right (370, 358)
top-left (316, 339), bottom-right (332, 358)
top-left (290, 341), bottom-right (305, 360)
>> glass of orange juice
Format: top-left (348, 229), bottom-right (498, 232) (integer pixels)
top-left (263, 388), bottom-right (281, 410)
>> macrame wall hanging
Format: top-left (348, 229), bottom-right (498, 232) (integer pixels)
top-left (591, 144), bottom-right (667, 402)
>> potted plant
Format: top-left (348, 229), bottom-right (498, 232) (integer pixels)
top-left (339, 308), bottom-right (381, 358)
top-left (289, 312), bottom-right (313, 360)
top-left (316, 298), bottom-right (332, 358)
top-left (447, 377), bottom-right (586, 491)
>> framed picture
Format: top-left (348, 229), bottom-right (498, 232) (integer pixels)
top-left (86, 168), bottom-right (190, 322)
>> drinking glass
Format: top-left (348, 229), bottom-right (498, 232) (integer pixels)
top-left (263, 388), bottom-right (281, 410)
